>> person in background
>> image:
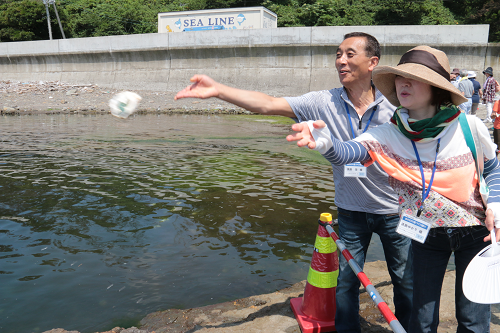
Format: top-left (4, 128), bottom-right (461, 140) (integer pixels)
top-left (175, 32), bottom-right (413, 333)
top-left (450, 68), bottom-right (460, 88)
top-left (458, 69), bottom-right (473, 114)
top-left (493, 100), bottom-right (500, 153)
top-left (288, 45), bottom-right (500, 333)
top-left (482, 66), bottom-right (497, 123)
top-left (468, 71), bottom-right (481, 116)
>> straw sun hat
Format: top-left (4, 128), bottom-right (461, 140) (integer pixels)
top-left (373, 45), bottom-right (468, 107)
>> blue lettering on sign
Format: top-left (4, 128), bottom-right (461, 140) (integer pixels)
top-left (183, 25), bottom-right (225, 32)
top-left (402, 215), bottom-right (429, 230)
top-left (183, 16), bottom-right (237, 28)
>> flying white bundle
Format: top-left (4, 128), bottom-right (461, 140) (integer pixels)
top-left (109, 91), bottom-right (142, 119)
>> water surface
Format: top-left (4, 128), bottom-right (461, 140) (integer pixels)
top-left (0, 113), bottom-right (385, 333)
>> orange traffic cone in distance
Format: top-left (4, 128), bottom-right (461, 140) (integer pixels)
top-left (290, 213), bottom-right (338, 332)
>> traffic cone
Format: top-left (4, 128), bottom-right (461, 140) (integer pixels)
top-left (290, 213), bottom-right (338, 333)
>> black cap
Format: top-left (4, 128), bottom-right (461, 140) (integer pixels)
top-left (483, 67), bottom-right (493, 76)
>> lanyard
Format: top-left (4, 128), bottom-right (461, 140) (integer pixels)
top-left (411, 138), bottom-right (441, 217)
top-left (344, 101), bottom-right (377, 139)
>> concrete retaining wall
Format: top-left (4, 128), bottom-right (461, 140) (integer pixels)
top-left (0, 25), bottom-right (496, 96)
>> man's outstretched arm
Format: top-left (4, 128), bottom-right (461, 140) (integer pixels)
top-left (175, 74), bottom-right (295, 117)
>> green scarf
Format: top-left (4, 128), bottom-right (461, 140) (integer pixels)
top-left (390, 103), bottom-right (461, 142)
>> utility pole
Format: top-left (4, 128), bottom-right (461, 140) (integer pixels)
top-left (42, 0), bottom-right (52, 40)
top-left (50, 0), bottom-right (66, 39)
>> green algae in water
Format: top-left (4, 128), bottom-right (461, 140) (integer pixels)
top-left (0, 113), bottom-right (340, 333)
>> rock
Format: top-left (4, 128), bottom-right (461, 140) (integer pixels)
top-left (2, 106), bottom-right (17, 114)
top-left (121, 328), bottom-right (149, 333)
top-left (66, 89), bottom-right (78, 96)
top-left (43, 329), bottom-right (79, 333)
top-left (138, 261), bottom-right (500, 333)
top-left (42, 327), bottom-right (149, 333)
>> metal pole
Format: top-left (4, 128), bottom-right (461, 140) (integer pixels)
top-left (50, 0), bottom-right (66, 39)
top-left (323, 222), bottom-right (407, 333)
top-left (43, 0), bottom-right (53, 40)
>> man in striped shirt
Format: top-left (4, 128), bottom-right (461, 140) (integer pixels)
top-left (175, 32), bottom-right (413, 333)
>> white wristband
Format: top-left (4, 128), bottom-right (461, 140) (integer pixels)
top-left (306, 120), bottom-right (333, 154)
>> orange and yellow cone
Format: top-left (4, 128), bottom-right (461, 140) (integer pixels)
top-left (290, 213), bottom-right (338, 332)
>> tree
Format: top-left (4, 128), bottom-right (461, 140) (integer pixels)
top-left (262, 0), bottom-right (305, 27)
top-left (299, 0), bottom-right (378, 27)
top-left (374, 0), bottom-right (455, 26)
top-left (476, 0), bottom-right (500, 42)
top-left (444, 0), bottom-right (500, 42)
top-left (0, 0), bottom-right (498, 42)
top-left (0, 0), bottom-right (61, 42)
top-left (61, 0), bottom-right (159, 37)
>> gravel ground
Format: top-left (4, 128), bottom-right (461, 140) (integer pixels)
top-left (0, 80), bottom-right (493, 125)
top-left (0, 81), bottom-right (246, 115)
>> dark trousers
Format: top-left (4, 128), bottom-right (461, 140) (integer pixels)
top-left (409, 226), bottom-right (490, 333)
top-left (335, 208), bottom-right (413, 333)
top-left (470, 102), bottom-right (479, 115)
top-left (494, 128), bottom-right (500, 151)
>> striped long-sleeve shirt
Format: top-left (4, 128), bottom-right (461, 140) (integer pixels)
top-left (320, 110), bottom-right (500, 228)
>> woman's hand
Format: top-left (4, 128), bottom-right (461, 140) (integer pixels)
top-left (484, 208), bottom-right (500, 243)
top-left (286, 120), bottom-right (326, 149)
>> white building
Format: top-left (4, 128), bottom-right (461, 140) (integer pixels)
top-left (158, 7), bottom-right (277, 33)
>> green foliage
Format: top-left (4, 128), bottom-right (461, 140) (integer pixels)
top-left (262, 0), bottom-right (304, 27)
top-left (0, 0), bottom-right (498, 42)
top-left (261, 0), bottom-right (455, 28)
top-left (0, 0), bottom-right (48, 41)
top-left (62, 0), bottom-right (160, 37)
top-left (298, 0), bottom-right (373, 26)
top-left (374, 0), bottom-right (455, 25)
top-left (444, 0), bottom-right (500, 42)
top-left (261, 0), bottom-right (376, 27)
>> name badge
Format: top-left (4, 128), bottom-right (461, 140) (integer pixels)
top-left (344, 162), bottom-right (367, 178)
top-left (396, 213), bottom-right (431, 244)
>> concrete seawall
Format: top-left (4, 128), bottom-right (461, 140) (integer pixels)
top-left (0, 25), bottom-right (498, 96)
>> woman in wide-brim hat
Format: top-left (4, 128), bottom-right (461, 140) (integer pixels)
top-left (288, 45), bottom-right (500, 332)
top-left (373, 45), bottom-right (467, 108)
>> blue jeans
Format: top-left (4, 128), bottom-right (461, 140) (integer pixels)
top-left (409, 226), bottom-right (491, 333)
top-left (459, 98), bottom-right (472, 114)
top-left (335, 208), bottom-right (413, 333)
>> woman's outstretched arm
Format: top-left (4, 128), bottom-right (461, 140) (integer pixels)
top-left (286, 120), bottom-right (370, 165)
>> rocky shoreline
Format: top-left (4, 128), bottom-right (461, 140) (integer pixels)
top-left (3, 81), bottom-right (499, 333)
top-left (42, 261), bottom-right (500, 333)
top-left (0, 81), bottom-right (247, 116)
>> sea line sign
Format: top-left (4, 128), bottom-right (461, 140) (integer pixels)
top-left (157, 7), bottom-right (277, 32)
